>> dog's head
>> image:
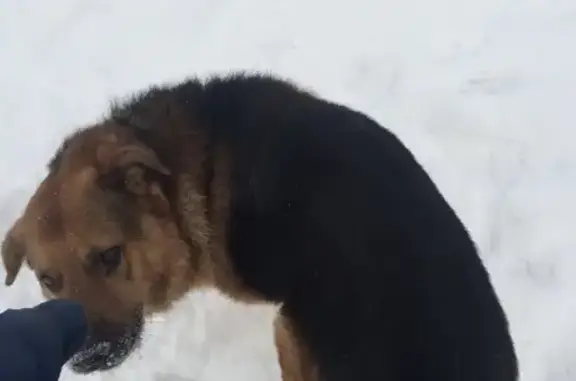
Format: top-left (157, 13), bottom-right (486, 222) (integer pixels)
top-left (1, 124), bottom-right (195, 373)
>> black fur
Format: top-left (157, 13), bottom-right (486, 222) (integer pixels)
top-left (110, 73), bottom-right (518, 381)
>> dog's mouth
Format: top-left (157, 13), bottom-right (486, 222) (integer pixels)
top-left (69, 308), bottom-right (144, 374)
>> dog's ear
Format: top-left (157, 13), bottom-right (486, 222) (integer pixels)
top-left (2, 222), bottom-right (27, 286)
top-left (99, 144), bottom-right (171, 196)
top-left (115, 145), bottom-right (170, 176)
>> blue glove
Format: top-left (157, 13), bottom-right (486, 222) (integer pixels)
top-left (0, 299), bottom-right (87, 381)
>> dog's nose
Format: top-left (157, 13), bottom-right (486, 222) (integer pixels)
top-left (69, 339), bottom-right (113, 372)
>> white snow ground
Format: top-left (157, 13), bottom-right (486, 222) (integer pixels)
top-left (0, 0), bottom-right (574, 380)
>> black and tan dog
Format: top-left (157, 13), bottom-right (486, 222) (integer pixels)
top-left (1, 73), bottom-right (517, 380)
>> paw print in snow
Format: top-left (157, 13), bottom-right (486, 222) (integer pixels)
top-left (460, 72), bottom-right (522, 95)
top-left (154, 373), bottom-right (192, 381)
top-left (521, 258), bottom-right (557, 288)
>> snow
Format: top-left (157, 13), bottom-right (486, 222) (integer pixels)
top-left (0, 0), bottom-right (574, 380)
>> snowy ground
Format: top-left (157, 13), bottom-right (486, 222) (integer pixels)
top-left (0, 0), bottom-right (574, 380)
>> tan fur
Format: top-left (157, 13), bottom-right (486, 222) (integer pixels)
top-left (198, 144), bottom-right (265, 303)
top-left (275, 314), bottom-right (319, 381)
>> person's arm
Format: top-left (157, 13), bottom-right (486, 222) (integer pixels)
top-left (0, 300), bottom-right (87, 381)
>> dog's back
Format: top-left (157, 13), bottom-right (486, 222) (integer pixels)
top-left (193, 74), bottom-right (518, 381)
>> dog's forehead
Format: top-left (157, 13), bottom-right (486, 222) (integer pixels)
top-left (50, 124), bottom-right (124, 173)
top-left (19, 168), bottom-right (103, 251)
top-left (15, 126), bottom-right (132, 260)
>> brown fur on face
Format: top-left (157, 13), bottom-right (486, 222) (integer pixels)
top-left (1, 123), bottom-right (199, 373)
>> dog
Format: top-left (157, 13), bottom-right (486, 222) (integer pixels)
top-left (1, 73), bottom-right (518, 380)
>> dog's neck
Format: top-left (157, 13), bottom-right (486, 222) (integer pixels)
top-left (163, 130), bottom-right (263, 304)
top-left (110, 94), bottom-right (265, 304)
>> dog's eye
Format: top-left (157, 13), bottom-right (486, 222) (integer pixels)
top-left (39, 273), bottom-right (63, 293)
top-left (98, 246), bottom-right (123, 275)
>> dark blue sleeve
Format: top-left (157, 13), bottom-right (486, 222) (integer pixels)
top-left (0, 300), bottom-right (87, 381)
